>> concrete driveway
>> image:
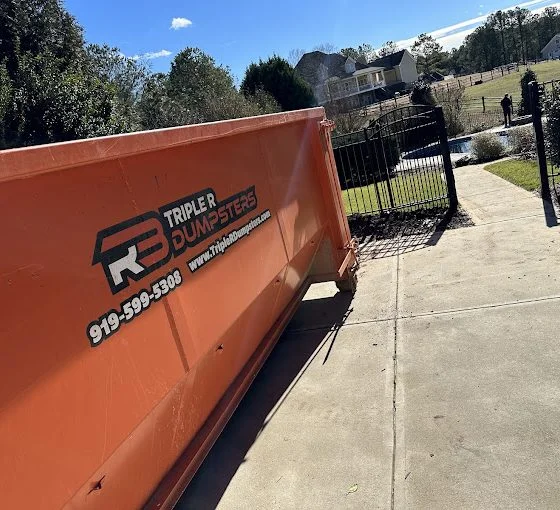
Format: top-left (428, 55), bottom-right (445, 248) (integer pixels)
top-left (178, 164), bottom-right (560, 509)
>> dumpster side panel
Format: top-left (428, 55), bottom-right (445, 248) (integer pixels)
top-left (258, 123), bottom-right (331, 319)
top-left (0, 109), bottom-right (353, 510)
top-left (0, 165), bottom-right (188, 509)
top-left (259, 124), bottom-right (326, 259)
top-left (116, 135), bottom-right (290, 368)
top-left (67, 272), bottom-right (288, 510)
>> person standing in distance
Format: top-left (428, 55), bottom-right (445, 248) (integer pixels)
top-left (501, 94), bottom-right (512, 128)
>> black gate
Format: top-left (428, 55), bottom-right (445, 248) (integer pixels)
top-left (332, 105), bottom-right (457, 216)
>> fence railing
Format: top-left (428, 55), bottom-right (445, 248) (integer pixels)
top-left (348, 60), bottom-right (541, 119)
top-left (356, 93), bottom-right (412, 117)
top-left (459, 110), bottom-right (506, 134)
top-left (461, 96), bottom-right (519, 112)
top-left (431, 61), bottom-right (540, 92)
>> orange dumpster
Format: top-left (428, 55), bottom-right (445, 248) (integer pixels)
top-left (0, 108), bottom-right (356, 509)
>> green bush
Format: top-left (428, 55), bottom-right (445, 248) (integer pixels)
top-left (508, 126), bottom-right (536, 159)
top-left (471, 132), bottom-right (505, 161)
top-left (241, 56), bottom-right (314, 111)
top-left (545, 95), bottom-right (560, 167)
top-left (410, 82), bottom-right (436, 106)
top-left (518, 68), bottom-right (537, 116)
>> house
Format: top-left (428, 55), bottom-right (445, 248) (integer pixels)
top-left (369, 49), bottom-right (419, 89)
top-left (541, 33), bottom-right (560, 59)
top-left (295, 49), bottom-right (419, 111)
top-left (295, 51), bottom-right (386, 110)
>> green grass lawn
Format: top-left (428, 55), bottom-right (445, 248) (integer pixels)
top-left (341, 169), bottom-right (448, 215)
top-left (484, 159), bottom-right (540, 191)
top-left (464, 61), bottom-right (560, 102)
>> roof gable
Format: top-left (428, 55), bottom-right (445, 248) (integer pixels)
top-left (542, 33), bottom-right (560, 54)
top-left (370, 49), bottom-right (407, 70)
top-left (295, 51), bottom-right (378, 86)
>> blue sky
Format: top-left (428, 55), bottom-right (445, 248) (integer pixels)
top-left (65, 0), bottom-right (560, 82)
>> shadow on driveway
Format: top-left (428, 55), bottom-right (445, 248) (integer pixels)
top-left (176, 291), bottom-right (354, 510)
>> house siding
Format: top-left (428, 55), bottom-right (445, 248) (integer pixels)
top-left (541, 34), bottom-right (560, 59)
top-left (384, 69), bottom-right (398, 84)
top-left (397, 51), bottom-right (419, 84)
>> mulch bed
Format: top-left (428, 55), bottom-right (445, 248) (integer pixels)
top-left (347, 206), bottom-right (474, 242)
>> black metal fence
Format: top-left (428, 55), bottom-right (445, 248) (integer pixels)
top-left (331, 105), bottom-right (457, 217)
top-left (530, 81), bottom-right (560, 206)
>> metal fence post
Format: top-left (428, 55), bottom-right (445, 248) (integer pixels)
top-left (434, 106), bottom-right (458, 212)
top-left (363, 128), bottom-right (384, 214)
top-left (529, 81), bottom-right (551, 201)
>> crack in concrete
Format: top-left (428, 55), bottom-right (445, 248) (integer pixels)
top-left (287, 293), bottom-right (560, 335)
top-left (390, 238), bottom-right (401, 510)
top-left (398, 293), bottom-right (560, 320)
top-left (464, 213), bottom-right (545, 226)
top-left (459, 188), bottom-right (511, 198)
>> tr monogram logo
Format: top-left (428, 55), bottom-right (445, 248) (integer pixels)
top-left (92, 186), bottom-right (258, 294)
top-left (92, 213), bottom-right (171, 295)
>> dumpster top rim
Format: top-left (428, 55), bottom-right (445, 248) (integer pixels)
top-left (0, 108), bottom-right (325, 182)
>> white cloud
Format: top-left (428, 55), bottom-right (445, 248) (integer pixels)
top-left (170, 17), bottom-right (192, 30)
top-left (132, 49), bottom-right (172, 61)
top-left (531, 1), bottom-right (560, 13)
top-left (394, 0), bottom-right (560, 51)
top-left (437, 28), bottom-right (479, 50)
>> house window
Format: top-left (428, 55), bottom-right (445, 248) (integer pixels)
top-left (357, 75), bottom-right (368, 87)
top-left (343, 82), bottom-right (351, 92)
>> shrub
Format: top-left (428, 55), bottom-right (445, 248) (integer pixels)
top-left (545, 95), bottom-right (560, 167)
top-left (331, 111), bottom-right (366, 136)
top-left (434, 86), bottom-right (465, 137)
top-left (518, 68), bottom-right (537, 116)
top-left (508, 126), bottom-right (536, 159)
top-left (468, 122), bottom-right (487, 134)
top-left (471, 132), bottom-right (505, 161)
top-left (241, 56), bottom-right (314, 111)
top-left (410, 82), bottom-right (436, 106)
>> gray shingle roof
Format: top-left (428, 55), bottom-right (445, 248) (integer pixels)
top-left (295, 51), bottom-right (369, 87)
top-left (369, 50), bottom-right (407, 70)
